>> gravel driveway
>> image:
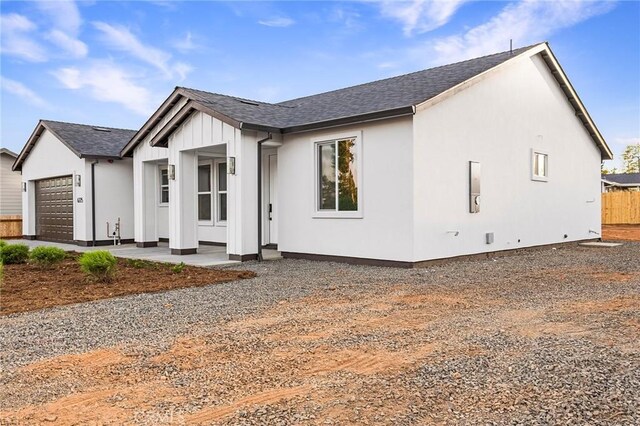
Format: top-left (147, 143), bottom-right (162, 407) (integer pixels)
top-left (1, 243), bottom-right (639, 425)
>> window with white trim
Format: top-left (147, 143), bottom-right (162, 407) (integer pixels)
top-left (159, 166), bottom-right (169, 204)
top-left (316, 137), bottom-right (359, 213)
top-left (198, 163), bottom-right (212, 221)
top-left (215, 160), bottom-right (227, 223)
top-left (531, 150), bottom-right (549, 181)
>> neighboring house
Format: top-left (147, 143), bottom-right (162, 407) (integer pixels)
top-left (13, 120), bottom-right (136, 245)
top-left (121, 41), bottom-right (611, 266)
top-left (1, 148), bottom-right (22, 215)
top-left (602, 173), bottom-right (640, 192)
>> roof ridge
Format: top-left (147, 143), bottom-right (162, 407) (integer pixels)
top-left (277, 43), bottom-right (543, 106)
top-left (177, 86), bottom-right (293, 108)
top-left (41, 119), bottom-right (137, 132)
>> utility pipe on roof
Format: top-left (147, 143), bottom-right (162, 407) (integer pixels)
top-left (256, 133), bottom-right (272, 262)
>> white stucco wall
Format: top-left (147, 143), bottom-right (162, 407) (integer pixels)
top-left (20, 129), bottom-right (87, 240)
top-left (0, 153), bottom-right (22, 215)
top-left (93, 158), bottom-right (135, 241)
top-left (412, 53), bottom-right (603, 261)
top-left (277, 117), bottom-right (415, 261)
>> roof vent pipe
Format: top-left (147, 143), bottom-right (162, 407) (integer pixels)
top-left (257, 133), bottom-right (272, 262)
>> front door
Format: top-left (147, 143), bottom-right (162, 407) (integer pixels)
top-left (268, 154), bottom-right (278, 245)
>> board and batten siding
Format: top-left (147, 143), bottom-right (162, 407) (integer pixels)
top-left (412, 52), bottom-right (602, 262)
top-left (132, 97), bottom-right (187, 243)
top-left (0, 153), bottom-right (22, 215)
top-left (166, 111), bottom-right (239, 246)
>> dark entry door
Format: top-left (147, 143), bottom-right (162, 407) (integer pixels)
top-left (35, 176), bottom-right (74, 242)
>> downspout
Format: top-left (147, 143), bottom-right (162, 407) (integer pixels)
top-left (91, 160), bottom-right (98, 246)
top-left (256, 133), bottom-right (272, 261)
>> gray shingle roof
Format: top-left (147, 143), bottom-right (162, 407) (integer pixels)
top-left (177, 44), bottom-right (536, 131)
top-left (603, 173), bottom-right (640, 185)
top-left (42, 120), bottom-right (137, 158)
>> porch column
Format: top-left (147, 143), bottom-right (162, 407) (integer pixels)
top-left (227, 129), bottom-right (259, 260)
top-left (134, 161), bottom-right (159, 247)
top-left (169, 149), bottom-right (198, 254)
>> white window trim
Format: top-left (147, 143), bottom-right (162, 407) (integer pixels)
top-left (197, 160), bottom-right (214, 225)
top-left (311, 130), bottom-right (363, 219)
top-left (158, 165), bottom-right (169, 206)
top-left (531, 149), bottom-right (549, 182)
top-left (214, 159), bottom-right (227, 226)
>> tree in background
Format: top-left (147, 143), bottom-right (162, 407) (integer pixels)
top-left (621, 143), bottom-right (640, 173)
top-left (601, 163), bottom-right (618, 175)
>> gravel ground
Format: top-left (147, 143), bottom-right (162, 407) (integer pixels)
top-left (1, 243), bottom-right (639, 425)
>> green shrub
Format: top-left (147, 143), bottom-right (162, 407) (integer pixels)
top-left (172, 262), bottom-right (186, 274)
top-left (0, 240), bottom-right (6, 248)
top-left (30, 246), bottom-right (67, 267)
top-left (79, 251), bottom-right (117, 282)
top-left (0, 244), bottom-right (30, 264)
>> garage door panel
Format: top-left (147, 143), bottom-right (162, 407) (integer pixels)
top-left (35, 176), bottom-right (73, 242)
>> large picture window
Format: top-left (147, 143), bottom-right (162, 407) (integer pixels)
top-left (198, 164), bottom-right (212, 221)
top-left (317, 137), bottom-right (359, 213)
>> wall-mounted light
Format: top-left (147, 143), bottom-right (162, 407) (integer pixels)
top-left (168, 164), bottom-right (175, 180)
top-left (22, 182), bottom-right (27, 192)
top-left (75, 174), bottom-right (81, 187)
top-left (227, 157), bottom-right (236, 175)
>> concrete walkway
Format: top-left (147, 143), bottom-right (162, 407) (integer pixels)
top-left (7, 239), bottom-right (281, 267)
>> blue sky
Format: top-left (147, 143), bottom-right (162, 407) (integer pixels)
top-left (1, 1), bottom-right (638, 168)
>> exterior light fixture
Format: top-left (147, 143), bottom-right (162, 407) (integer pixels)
top-left (22, 182), bottom-right (27, 192)
top-left (75, 174), bottom-right (81, 187)
top-left (168, 164), bottom-right (176, 180)
top-left (227, 157), bottom-right (236, 175)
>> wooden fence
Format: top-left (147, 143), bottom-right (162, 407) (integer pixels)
top-left (602, 192), bottom-right (640, 224)
top-left (0, 215), bottom-right (22, 239)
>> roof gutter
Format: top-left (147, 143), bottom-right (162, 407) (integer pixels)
top-left (280, 106), bottom-right (415, 134)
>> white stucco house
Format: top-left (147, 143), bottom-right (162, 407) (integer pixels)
top-left (13, 120), bottom-right (136, 245)
top-left (121, 42), bottom-right (611, 266)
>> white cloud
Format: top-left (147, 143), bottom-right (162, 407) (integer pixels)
top-left (379, 0), bottom-right (469, 36)
top-left (0, 14), bottom-right (48, 62)
top-left (425, 0), bottom-right (616, 65)
top-left (172, 31), bottom-right (198, 53)
top-left (52, 61), bottom-right (155, 115)
top-left (35, 0), bottom-right (82, 34)
top-left (173, 62), bottom-right (193, 82)
top-left (46, 29), bottom-right (88, 58)
top-left (36, 0), bottom-right (88, 58)
top-left (258, 17), bottom-right (295, 27)
top-left (93, 22), bottom-right (191, 80)
top-left (0, 76), bottom-right (49, 108)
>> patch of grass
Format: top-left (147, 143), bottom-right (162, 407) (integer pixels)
top-left (126, 258), bottom-right (156, 269)
top-left (79, 251), bottom-right (117, 282)
top-left (172, 262), bottom-right (186, 274)
top-left (0, 244), bottom-right (30, 264)
top-left (30, 246), bottom-right (67, 268)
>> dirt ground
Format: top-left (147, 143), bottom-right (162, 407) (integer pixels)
top-left (0, 254), bottom-right (255, 315)
top-left (1, 249), bottom-right (638, 425)
top-left (602, 224), bottom-right (640, 241)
